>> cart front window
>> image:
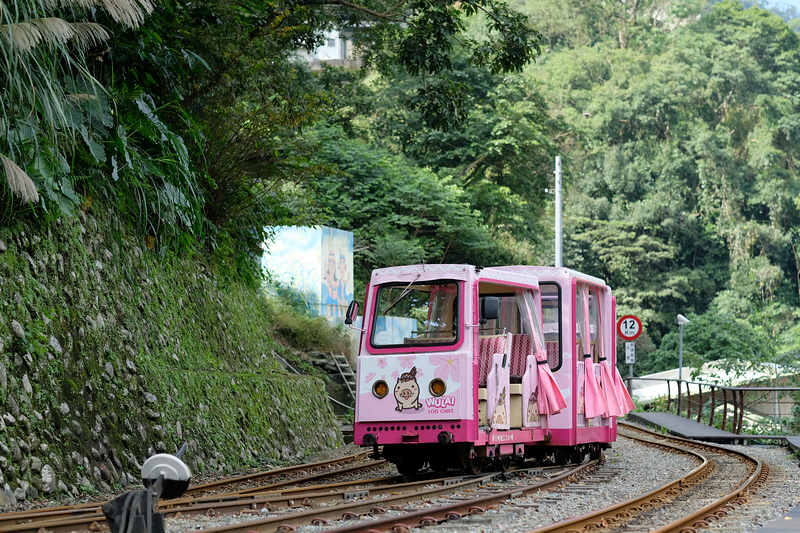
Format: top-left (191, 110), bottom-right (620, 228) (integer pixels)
top-left (371, 282), bottom-right (459, 347)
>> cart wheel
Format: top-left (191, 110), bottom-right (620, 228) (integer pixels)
top-left (571, 447), bottom-right (585, 464)
top-left (554, 447), bottom-right (571, 465)
top-left (589, 444), bottom-right (602, 461)
top-left (460, 455), bottom-right (483, 475)
top-left (429, 459), bottom-right (450, 474)
top-left (494, 455), bottom-right (513, 472)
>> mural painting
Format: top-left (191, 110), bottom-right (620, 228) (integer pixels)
top-left (261, 226), bottom-right (354, 318)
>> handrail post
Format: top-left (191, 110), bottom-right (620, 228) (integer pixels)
top-left (686, 381), bottom-right (691, 420)
top-left (737, 389), bottom-right (745, 434)
top-left (732, 390), bottom-right (739, 433)
top-left (722, 388), bottom-right (727, 431)
top-left (677, 379), bottom-right (682, 416)
top-left (697, 384), bottom-right (703, 423)
top-left (666, 380), bottom-right (672, 412)
top-left (709, 386), bottom-right (716, 427)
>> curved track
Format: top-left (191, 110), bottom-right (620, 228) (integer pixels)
top-left (0, 426), bottom-right (778, 533)
top-left (524, 422), bottom-right (766, 533)
top-left (188, 462), bottom-right (595, 533)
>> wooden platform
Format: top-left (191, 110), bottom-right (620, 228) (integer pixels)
top-left (785, 436), bottom-right (800, 452)
top-left (627, 412), bottom-right (752, 443)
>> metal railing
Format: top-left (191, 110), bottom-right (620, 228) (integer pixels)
top-left (626, 377), bottom-right (800, 435)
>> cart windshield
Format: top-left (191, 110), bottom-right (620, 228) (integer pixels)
top-left (371, 281), bottom-right (459, 347)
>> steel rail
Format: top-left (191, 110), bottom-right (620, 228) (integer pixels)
top-left (184, 451), bottom-right (373, 494)
top-left (163, 459), bottom-right (388, 505)
top-left (624, 423), bottom-right (766, 533)
top-left (524, 422), bottom-right (764, 533)
top-left (163, 463), bottom-right (575, 517)
top-left (158, 474), bottom-right (486, 517)
top-left (195, 462), bottom-right (595, 533)
top-left (0, 461), bottom-right (568, 533)
top-left (0, 473), bottom-right (468, 533)
top-left (525, 433), bottom-right (710, 533)
top-left (160, 473), bottom-right (402, 509)
top-left (0, 452), bottom-right (378, 533)
top-left (0, 475), bottom-right (395, 533)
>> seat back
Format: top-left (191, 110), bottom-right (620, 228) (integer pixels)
top-left (478, 335), bottom-right (508, 386)
top-left (509, 334), bottom-right (532, 380)
top-left (546, 341), bottom-right (560, 368)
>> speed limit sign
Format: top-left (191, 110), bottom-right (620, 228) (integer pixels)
top-left (617, 315), bottom-right (642, 341)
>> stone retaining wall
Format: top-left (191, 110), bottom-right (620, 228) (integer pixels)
top-left (0, 209), bottom-right (340, 506)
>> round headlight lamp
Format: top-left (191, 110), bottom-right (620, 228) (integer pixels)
top-left (429, 378), bottom-right (446, 397)
top-left (372, 380), bottom-right (389, 399)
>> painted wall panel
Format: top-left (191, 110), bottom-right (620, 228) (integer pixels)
top-left (262, 226), bottom-right (354, 318)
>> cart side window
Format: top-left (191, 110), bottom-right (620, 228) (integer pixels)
top-left (371, 281), bottom-right (459, 347)
top-left (540, 283), bottom-right (562, 371)
top-left (478, 295), bottom-right (519, 335)
top-left (576, 283), bottom-right (601, 362)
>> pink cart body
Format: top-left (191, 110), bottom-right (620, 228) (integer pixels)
top-left (349, 264), bottom-right (624, 473)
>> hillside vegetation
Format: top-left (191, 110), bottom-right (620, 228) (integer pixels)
top-left (312, 0), bottom-right (800, 378)
top-left (0, 205), bottom-right (342, 505)
top-left (2, 1), bottom-right (799, 399)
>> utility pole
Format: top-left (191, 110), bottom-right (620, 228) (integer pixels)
top-left (555, 156), bottom-right (562, 268)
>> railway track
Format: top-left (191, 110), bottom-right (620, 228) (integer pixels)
top-left (0, 456), bottom-right (589, 533)
top-left (514, 423), bottom-right (763, 533)
top-left (186, 463), bottom-right (595, 533)
top-left (0, 452), bottom-right (385, 533)
top-left (0, 425), bottom-right (788, 533)
top-left (606, 423), bottom-right (767, 533)
top-left (340, 423), bottom-right (769, 533)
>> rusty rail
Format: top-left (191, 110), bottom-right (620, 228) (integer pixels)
top-left (0, 452), bottom-right (381, 533)
top-left (626, 377), bottom-right (800, 435)
top-left (212, 463), bottom-right (594, 533)
top-left (527, 423), bottom-right (764, 533)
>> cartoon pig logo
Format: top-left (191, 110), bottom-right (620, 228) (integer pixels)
top-left (394, 366), bottom-right (423, 412)
top-left (491, 386), bottom-right (508, 427)
top-left (526, 386), bottom-right (539, 425)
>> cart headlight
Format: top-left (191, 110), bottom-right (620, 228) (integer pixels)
top-left (372, 380), bottom-right (389, 399)
top-left (429, 378), bottom-right (446, 397)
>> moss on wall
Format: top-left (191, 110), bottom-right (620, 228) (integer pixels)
top-left (0, 206), bottom-right (341, 505)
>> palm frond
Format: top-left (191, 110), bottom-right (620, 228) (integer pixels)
top-left (0, 18), bottom-right (109, 51)
top-left (1, 154), bottom-right (39, 203)
top-left (58, 0), bottom-right (155, 29)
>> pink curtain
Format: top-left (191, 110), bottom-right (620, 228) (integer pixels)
top-left (578, 284), bottom-right (608, 420)
top-left (613, 366), bottom-right (636, 414)
top-left (515, 290), bottom-right (565, 415)
top-left (594, 291), bottom-right (623, 417)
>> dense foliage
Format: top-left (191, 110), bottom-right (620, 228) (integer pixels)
top-left (1, 0), bottom-right (540, 275)
top-left (2, 0), bottom-right (800, 378)
top-left (527, 0), bottom-right (800, 373)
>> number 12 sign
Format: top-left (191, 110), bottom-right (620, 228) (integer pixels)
top-left (617, 315), bottom-right (642, 341)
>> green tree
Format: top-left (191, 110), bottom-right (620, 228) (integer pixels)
top-left (642, 312), bottom-right (769, 377)
top-left (535, 0), bottom-right (800, 345)
top-left (307, 123), bottom-right (496, 290)
top-left (0, 0), bottom-right (152, 214)
top-left (3, 0), bottom-right (544, 282)
top-left (362, 50), bottom-right (565, 256)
